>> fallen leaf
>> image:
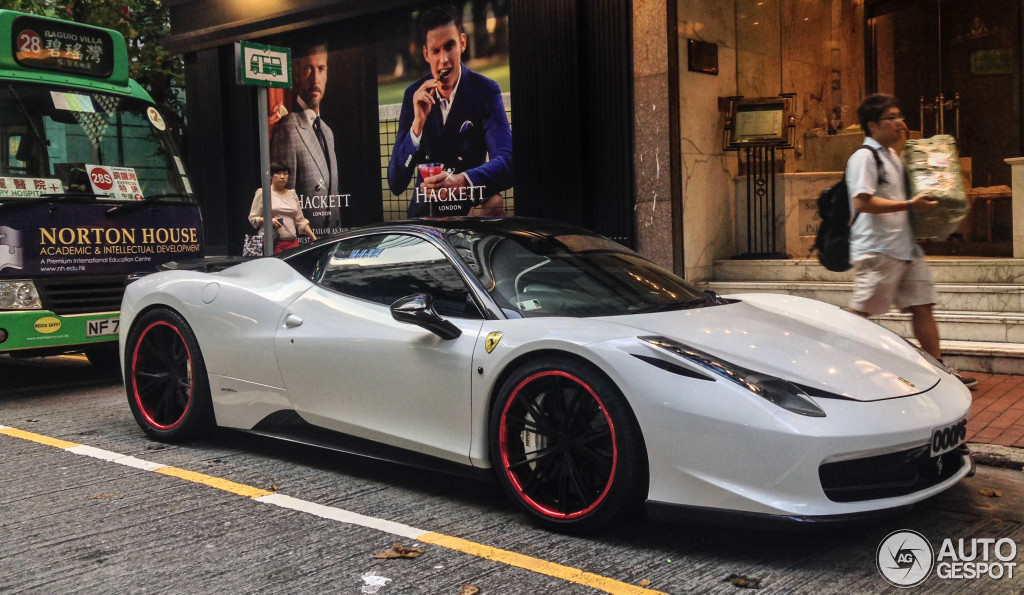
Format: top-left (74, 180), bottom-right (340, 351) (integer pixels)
top-left (459, 585), bottom-right (480, 595)
top-left (724, 574), bottom-right (762, 589)
top-left (640, 579), bottom-right (652, 587)
top-left (979, 489), bottom-right (1002, 497)
top-left (269, 484), bottom-right (279, 492)
top-left (91, 493), bottom-right (123, 499)
top-left (374, 542), bottom-right (425, 559)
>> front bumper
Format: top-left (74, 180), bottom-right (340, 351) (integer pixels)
top-left (0, 309), bottom-right (119, 353)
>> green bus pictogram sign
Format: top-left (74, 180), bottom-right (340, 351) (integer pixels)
top-left (236, 41), bottom-right (291, 88)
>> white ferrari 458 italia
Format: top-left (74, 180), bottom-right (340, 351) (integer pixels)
top-left (120, 217), bottom-right (972, 532)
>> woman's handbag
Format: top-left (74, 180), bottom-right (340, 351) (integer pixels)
top-left (242, 234), bottom-right (265, 257)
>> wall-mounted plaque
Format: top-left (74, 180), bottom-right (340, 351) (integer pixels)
top-left (688, 39), bottom-right (718, 75)
top-left (970, 49), bottom-right (1014, 76)
top-left (724, 96), bottom-right (795, 147)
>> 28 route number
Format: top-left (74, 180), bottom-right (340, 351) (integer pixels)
top-left (17, 30), bottom-right (42, 59)
top-left (89, 166), bottom-right (114, 191)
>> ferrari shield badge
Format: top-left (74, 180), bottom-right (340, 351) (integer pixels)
top-left (485, 331), bottom-right (503, 353)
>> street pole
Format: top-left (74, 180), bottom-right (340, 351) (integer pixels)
top-left (257, 86), bottom-right (273, 256)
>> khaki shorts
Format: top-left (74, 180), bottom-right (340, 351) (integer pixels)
top-left (849, 253), bottom-right (937, 316)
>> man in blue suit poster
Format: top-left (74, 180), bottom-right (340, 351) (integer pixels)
top-left (388, 4), bottom-right (512, 217)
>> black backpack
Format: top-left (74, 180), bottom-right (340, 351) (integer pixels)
top-left (812, 146), bottom-right (884, 272)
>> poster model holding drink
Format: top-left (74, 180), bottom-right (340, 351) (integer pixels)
top-left (387, 4), bottom-right (512, 217)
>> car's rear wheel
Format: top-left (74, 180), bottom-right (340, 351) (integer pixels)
top-left (124, 308), bottom-right (214, 442)
top-left (489, 356), bottom-right (647, 532)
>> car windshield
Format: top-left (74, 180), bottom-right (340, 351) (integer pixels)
top-left (445, 227), bottom-right (710, 318)
top-left (0, 82), bottom-right (192, 203)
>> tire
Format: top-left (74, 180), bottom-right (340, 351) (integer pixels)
top-left (124, 308), bottom-right (214, 442)
top-left (489, 355), bottom-right (647, 533)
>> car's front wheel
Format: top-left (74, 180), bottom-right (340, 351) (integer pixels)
top-left (489, 356), bottom-right (647, 532)
top-left (124, 308), bottom-right (214, 442)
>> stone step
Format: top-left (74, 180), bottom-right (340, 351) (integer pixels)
top-left (933, 341), bottom-right (1024, 376)
top-left (874, 311), bottom-right (1024, 344)
top-left (713, 258), bottom-right (1024, 284)
top-left (707, 281), bottom-right (1024, 313)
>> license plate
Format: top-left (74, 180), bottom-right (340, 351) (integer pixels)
top-left (86, 317), bottom-right (120, 337)
top-left (930, 417), bottom-right (967, 457)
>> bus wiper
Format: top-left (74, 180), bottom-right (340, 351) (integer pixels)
top-left (106, 193), bottom-right (191, 214)
top-left (41, 192), bottom-right (110, 200)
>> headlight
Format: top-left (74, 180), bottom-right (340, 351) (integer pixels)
top-left (640, 336), bottom-right (826, 417)
top-left (0, 280), bottom-right (41, 310)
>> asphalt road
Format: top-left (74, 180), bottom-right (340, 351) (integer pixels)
top-left (1, 354), bottom-right (1023, 594)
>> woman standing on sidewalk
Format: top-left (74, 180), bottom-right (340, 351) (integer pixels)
top-left (248, 162), bottom-right (317, 254)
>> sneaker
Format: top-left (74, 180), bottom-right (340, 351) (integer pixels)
top-left (948, 367), bottom-right (978, 390)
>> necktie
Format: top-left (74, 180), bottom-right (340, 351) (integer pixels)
top-left (313, 117), bottom-right (331, 182)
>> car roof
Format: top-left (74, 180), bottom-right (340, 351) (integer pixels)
top-left (357, 217), bottom-right (598, 239)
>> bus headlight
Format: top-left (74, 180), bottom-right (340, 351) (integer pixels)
top-left (0, 280), bottom-right (41, 310)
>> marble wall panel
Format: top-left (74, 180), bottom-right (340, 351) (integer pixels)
top-left (678, 0), bottom-right (739, 281)
top-left (684, 153), bottom-right (736, 281)
top-left (1007, 157), bottom-right (1024, 258)
top-left (633, 0), bottom-right (675, 271)
top-left (736, 0), bottom-right (781, 97)
top-left (737, 50), bottom-right (781, 99)
top-left (781, 0), bottom-right (832, 66)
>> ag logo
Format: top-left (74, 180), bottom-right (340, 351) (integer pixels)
top-left (877, 529), bottom-right (934, 587)
top-left (484, 331), bottom-right (503, 353)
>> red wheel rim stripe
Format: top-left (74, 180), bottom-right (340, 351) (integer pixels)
top-left (498, 370), bottom-right (618, 519)
top-left (131, 320), bottom-right (193, 431)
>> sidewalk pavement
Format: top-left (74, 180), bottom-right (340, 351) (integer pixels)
top-left (966, 372), bottom-right (1024, 449)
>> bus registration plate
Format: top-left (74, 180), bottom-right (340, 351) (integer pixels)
top-left (87, 317), bottom-right (120, 337)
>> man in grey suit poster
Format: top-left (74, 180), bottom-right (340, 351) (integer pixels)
top-left (270, 41), bottom-right (345, 236)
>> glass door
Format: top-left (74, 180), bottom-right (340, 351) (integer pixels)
top-left (868, 0), bottom-right (1020, 252)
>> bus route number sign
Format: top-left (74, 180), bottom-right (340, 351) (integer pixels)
top-left (12, 16), bottom-right (114, 78)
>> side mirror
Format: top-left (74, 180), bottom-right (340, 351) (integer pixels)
top-left (390, 294), bottom-right (462, 340)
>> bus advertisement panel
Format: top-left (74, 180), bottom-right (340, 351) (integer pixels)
top-left (0, 11), bottom-right (202, 366)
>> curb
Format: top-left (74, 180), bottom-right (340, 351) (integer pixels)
top-left (969, 443), bottom-right (1024, 470)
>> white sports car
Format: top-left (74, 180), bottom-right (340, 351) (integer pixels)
top-left (120, 218), bottom-right (973, 532)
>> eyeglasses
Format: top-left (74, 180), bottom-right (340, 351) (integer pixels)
top-left (880, 115), bottom-right (905, 122)
top-left (272, 172), bottom-right (289, 176)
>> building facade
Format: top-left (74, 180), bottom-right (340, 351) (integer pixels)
top-left (167, 0), bottom-right (1023, 280)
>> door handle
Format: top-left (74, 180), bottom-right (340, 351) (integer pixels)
top-left (284, 314), bottom-right (303, 328)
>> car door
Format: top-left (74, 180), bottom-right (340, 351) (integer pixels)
top-left (273, 232), bottom-right (485, 464)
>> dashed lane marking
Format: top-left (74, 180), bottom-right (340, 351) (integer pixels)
top-left (0, 425), bottom-right (664, 595)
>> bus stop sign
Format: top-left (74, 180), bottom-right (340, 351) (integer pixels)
top-left (236, 41), bottom-right (291, 88)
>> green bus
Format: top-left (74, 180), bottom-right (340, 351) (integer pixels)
top-left (0, 11), bottom-right (203, 366)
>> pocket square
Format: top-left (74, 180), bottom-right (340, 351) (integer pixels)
top-left (460, 120), bottom-right (473, 133)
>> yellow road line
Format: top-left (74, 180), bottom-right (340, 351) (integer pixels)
top-left (0, 427), bottom-right (80, 449)
top-left (420, 532), bottom-right (662, 595)
top-left (155, 466), bottom-right (274, 499)
top-left (0, 426), bottom-right (665, 595)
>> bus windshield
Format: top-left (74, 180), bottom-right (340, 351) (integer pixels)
top-left (0, 82), bottom-right (192, 203)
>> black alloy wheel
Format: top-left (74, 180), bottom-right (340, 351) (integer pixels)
top-left (490, 356), bottom-right (647, 532)
top-left (124, 308), bottom-right (213, 441)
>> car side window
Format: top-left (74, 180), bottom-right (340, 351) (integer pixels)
top-left (318, 233), bottom-right (482, 319)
